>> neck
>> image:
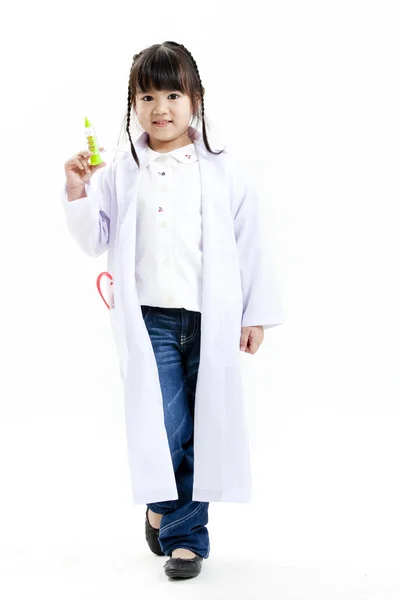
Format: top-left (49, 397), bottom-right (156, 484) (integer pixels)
top-left (148, 130), bottom-right (193, 153)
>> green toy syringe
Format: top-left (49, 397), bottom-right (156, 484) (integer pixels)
top-left (84, 116), bottom-right (103, 166)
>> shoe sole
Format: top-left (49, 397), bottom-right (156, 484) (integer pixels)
top-left (165, 568), bottom-right (201, 579)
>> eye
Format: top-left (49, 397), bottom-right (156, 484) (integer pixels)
top-left (142, 93), bottom-right (180, 101)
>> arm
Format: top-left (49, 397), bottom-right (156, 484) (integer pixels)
top-left (233, 162), bottom-right (285, 330)
top-left (61, 164), bottom-right (113, 257)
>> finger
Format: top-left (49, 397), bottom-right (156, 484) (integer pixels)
top-left (76, 149), bottom-right (104, 161)
top-left (73, 158), bottom-right (85, 170)
top-left (76, 150), bottom-right (92, 158)
top-left (80, 155), bottom-right (92, 172)
top-left (245, 341), bottom-right (254, 354)
top-left (71, 158), bottom-right (86, 171)
top-left (83, 147), bottom-right (104, 154)
top-left (248, 338), bottom-right (259, 354)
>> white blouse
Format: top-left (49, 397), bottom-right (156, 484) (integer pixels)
top-left (135, 141), bottom-right (203, 312)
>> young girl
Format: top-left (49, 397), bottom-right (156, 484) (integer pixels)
top-left (62, 41), bottom-right (285, 580)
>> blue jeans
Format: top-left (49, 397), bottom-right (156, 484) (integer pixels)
top-left (141, 305), bottom-right (210, 559)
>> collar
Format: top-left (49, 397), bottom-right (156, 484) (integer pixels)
top-left (140, 140), bottom-right (198, 170)
top-left (120, 126), bottom-right (223, 173)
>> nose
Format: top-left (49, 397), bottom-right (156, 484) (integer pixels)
top-left (153, 100), bottom-right (169, 116)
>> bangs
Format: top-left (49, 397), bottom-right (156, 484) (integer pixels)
top-left (135, 49), bottom-right (187, 95)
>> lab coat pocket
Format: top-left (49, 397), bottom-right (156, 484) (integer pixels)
top-left (225, 365), bottom-right (252, 496)
top-left (220, 243), bottom-right (243, 368)
top-left (109, 304), bottom-right (128, 381)
top-left (222, 301), bottom-right (243, 367)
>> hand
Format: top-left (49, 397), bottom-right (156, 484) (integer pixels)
top-left (64, 147), bottom-right (106, 188)
top-left (240, 325), bottom-right (264, 354)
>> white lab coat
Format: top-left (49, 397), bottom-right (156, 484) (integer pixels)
top-left (62, 126), bottom-right (285, 504)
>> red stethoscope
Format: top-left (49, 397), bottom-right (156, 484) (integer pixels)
top-left (96, 271), bottom-right (114, 310)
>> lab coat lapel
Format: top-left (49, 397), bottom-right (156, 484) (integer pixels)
top-left (114, 150), bottom-right (179, 503)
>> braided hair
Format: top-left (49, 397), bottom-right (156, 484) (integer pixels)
top-left (120, 41), bottom-right (224, 169)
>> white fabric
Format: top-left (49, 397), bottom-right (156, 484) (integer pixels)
top-left (136, 141), bottom-right (203, 311)
top-left (61, 126), bottom-right (285, 505)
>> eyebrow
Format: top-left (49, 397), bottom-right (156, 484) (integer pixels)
top-left (138, 90), bottom-right (180, 94)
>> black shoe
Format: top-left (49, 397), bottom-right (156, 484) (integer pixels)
top-left (145, 507), bottom-right (164, 556)
top-left (163, 554), bottom-right (203, 579)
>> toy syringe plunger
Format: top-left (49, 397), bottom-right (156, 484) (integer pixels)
top-left (84, 116), bottom-right (103, 166)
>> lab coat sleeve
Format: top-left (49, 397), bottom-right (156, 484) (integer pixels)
top-left (233, 162), bottom-right (285, 330)
top-left (60, 165), bottom-right (112, 257)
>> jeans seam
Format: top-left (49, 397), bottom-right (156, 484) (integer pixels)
top-left (142, 306), bottom-right (152, 323)
top-left (180, 315), bottom-right (199, 345)
top-left (159, 502), bottom-right (205, 535)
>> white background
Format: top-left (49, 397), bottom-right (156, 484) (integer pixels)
top-left (1, 0), bottom-right (399, 597)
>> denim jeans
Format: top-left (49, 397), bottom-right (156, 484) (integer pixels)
top-left (141, 305), bottom-right (210, 559)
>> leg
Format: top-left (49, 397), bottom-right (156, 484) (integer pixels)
top-left (157, 308), bottom-right (210, 559)
top-left (142, 306), bottom-right (189, 517)
top-left (142, 306), bottom-right (210, 559)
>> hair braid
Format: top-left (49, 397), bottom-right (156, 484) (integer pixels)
top-left (176, 44), bottom-right (222, 156)
top-left (125, 53), bottom-right (142, 169)
top-left (177, 45), bottom-right (205, 119)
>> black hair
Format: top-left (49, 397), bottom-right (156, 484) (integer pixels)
top-left (119, 41), bottom-right (224, 169)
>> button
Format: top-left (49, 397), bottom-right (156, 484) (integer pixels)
top-left (164, 257), bottom-right (170, 266)
top-left (167, 296), bottom-right (173, 302)
top-left (160, 221), bottom-right (167, 227)
top-left (161, 186), bottom-right (167, 192)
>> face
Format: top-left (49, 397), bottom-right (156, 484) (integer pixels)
top-left (133, 88), bottom-right (198, 152)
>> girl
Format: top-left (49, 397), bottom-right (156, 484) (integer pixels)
top-left (62, 41), bottom-right (285, 580)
